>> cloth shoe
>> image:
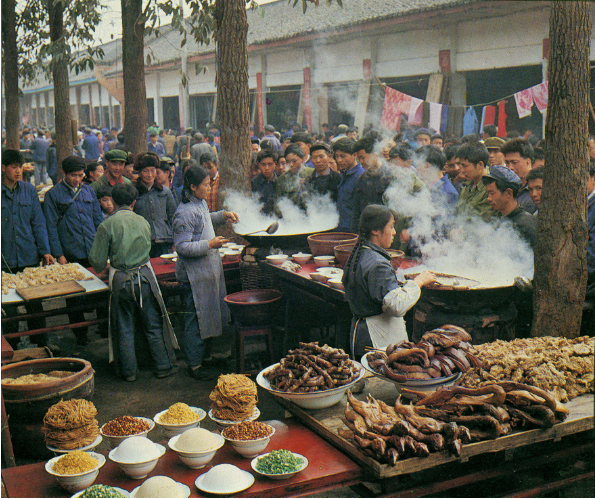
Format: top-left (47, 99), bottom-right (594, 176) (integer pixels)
top-left (156, 365), bottom-right (179, 379)
top-left (186, 365), bottom-right (212, 381)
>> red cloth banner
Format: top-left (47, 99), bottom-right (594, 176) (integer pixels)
top-left (381, 86), bottom-right (401, 130)
top-left (514, 89), bottom-right (534, 118)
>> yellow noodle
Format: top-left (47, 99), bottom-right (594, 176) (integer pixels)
top-left (160, 403), bottom-right (199, 424)
top-left (209, 374), bottom-right (257, 421)
top-left (53, 451), bottom-right (98, 475)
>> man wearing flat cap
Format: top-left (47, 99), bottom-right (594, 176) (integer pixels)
top-left (90, 149), bottom-right (132, 194)
top-left (482, 165), bottom-right (536, 248)
top-left (44, 155), bottom-right (104, 344)
top-left (484, 136), bottom-right (506, 167)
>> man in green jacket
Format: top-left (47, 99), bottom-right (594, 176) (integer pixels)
top-left (89, 183), bottom-right (178, 382)
top-left (275, 143), bottom-right (314, 210)
top-left (90, 149), bottom-right (131, 193)
top-left (455, 141), bottom-right (495, 221)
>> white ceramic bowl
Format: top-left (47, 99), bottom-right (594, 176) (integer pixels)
top-left (313, 256), bottom-right (335, 268)
top-left (222, 424), bottom-right (275, 458)
top-left (292, 253), bottom-right (312, 264)
top-left (47, 435), bottom-right (103, 455)
top-left (316, 267), bottom-right (343, 278)
top-left (45, 452), bottom-right (106, 493)
top-left (223, 249), bottom-right (241, 261)
top-left (266, 254), bottom-right (289, 265)
top-left (72, 485), bottom-right (130, 498)
top-left (108, 443), bottom-right (165, 479)
top-left (256, 362), bottom-right (365, 410)
top-left (327, 278), bottom-right (345, 291)
top-left (360, 352), bottom-right (462, 392)
top-left (153, 407), bottom-right (206, 438)
top-left (168, 432), bottom-right (224, 469)
top-left (130, 481), bottom-right (190, 498)
top-left (208, 407), bottom-right (260, 429)
top-left (160, 252), bottom-right (177, 260)
top-left (251, 451), bottom-right (308, 480)
top-left (99, 417), bottom-right (154, 449)
top-left (309, 272), bottom-right (328, 284)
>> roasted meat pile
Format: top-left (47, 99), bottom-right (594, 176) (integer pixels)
top-left (459, 336), bottom-right (594, 402)
top-left (366, 325), bottom-right (480, 381)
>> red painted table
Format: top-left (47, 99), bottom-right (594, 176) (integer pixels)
top-left (1, 419), bottom-right (363, 498)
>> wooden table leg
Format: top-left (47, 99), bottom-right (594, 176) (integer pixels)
top-left (1, 392), bottom-right (16, 468)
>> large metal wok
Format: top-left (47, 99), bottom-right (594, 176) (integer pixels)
top-left (233, 225), bottom-right (337, 249)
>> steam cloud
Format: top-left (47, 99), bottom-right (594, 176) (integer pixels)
top-left (384, 163), bottom-right (534, 288)
top-left (223, 189), bottom-right (339, 236)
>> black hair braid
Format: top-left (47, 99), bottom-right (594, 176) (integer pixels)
top-left (342, 239), bottom-right (365, 287)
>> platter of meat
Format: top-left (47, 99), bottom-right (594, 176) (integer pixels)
top-left (361, 325), bottom-right (481, 390)
top-left (257, 342), bottom-right (364, 410)
top-left (361, 352), bottom-right (461, 390)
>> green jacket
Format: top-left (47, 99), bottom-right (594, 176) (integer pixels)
top-left (456, 181), bottom-right (495, 221)
top-left (89, 207), bottom-right (151, 272)
top-left (90, 174), bottom-right (131, 194)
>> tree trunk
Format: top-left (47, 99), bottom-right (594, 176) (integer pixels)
top-left (214, 0), bottom-right (252, 193)
top-left (48, 0), bottom-right (73, 180)
top-left (1, 0), bottom-right (20, 150)
top-left (121, 0), bottom-right (148, 155)
top-left (532, 1), bottom-right (591, 338)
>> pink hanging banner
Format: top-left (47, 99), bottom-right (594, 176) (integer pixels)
top-left (381, 86), bottom-right (401, 130)
top-left (531, 81), bottom-right (549, 112)
top-left (408, 97), bottom-right (423, 125)
top-left (514, 89), bottom-right (534, 118)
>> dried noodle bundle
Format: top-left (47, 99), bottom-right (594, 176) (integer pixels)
top-left (43, 422), bottom-right (100, 449)
top-left (42, 399), bottom-right (99, 450)
top-left (209, 374), bottom-right (258, 421)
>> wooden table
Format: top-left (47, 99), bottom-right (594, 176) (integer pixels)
top-left (1, 337), bottom-right (16, 468)
top-left (275, 377), bottom-right (594, 496)
top-left (1, 419), bottom-right (363, 498)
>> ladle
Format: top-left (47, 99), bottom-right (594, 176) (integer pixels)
top-left (243, 221), bottom-right (279, 236)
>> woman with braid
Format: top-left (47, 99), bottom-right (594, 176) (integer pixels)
top-left (342, 205), bottom-right (436, 358)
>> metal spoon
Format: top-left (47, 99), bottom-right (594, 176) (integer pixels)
top-left (244, 221), bottom-right (279, 236)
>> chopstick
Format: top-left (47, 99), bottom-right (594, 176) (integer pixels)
top-left (364, 346), bottom-right (384, 352)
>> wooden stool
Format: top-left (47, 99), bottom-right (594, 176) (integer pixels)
top-left (236, 325), bottom-right (275, 374)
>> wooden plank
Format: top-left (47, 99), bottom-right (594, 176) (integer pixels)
top-left (16, 281), bottom-right (85, 301)
top-left (276, 377), bottom-right (594, 479)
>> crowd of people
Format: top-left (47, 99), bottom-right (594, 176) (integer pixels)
top-left (2, 119), bottom-right (594, 374)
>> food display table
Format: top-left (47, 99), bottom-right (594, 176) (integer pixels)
top-left (0, 419), bottom-right (363, 498)
top-left (1, 264), bottom-right (110, 341)
top-left (262, 259), bottom-right (420, 353)
top-left (274, 377), bottom-right (594, 496)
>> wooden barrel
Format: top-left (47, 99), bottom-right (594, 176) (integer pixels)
top-left (1, 357), bottom-right (95, 458)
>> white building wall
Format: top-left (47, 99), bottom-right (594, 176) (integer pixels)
top-left (187, 63), bottom-right (217, 94)
top-left (313, 39), bottom-right (368, 83)
top-left (264, 49), bottom-right (306, 87)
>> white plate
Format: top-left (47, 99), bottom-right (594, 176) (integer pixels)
top-left (256, 362), bottom-right (365, 410)
top-left (47, 435), bottom-right (103, 454)
top-left (208, 407), bottom-right (260, 427)
top-left (360, 352), bottom-right (462, 389)
top-left (159, 252), bottom-right (177, 259)
top-left (130, 482), bottom-right (190, 498)
top-left (72, 485), bottom-right (129, 498)
top-left (251, 451), bottom-right (308, 480)
top-left (316, 267), bottom-right (343, 277)
top-left (195, 467), bottom-right (254, 495)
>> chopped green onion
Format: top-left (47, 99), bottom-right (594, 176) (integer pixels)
top-left (79, 484), bottom-right (126, 498)
top-left (256, 449), bottom-right (303, 474)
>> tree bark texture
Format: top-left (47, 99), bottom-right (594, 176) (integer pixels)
top-left (214, 0), bottom-right (252, 194)
top-left (532, 1), bottom-right (591, 338)
top-left (121, 0), bottom-right (148, 155)
top-left (2, 0), bottom-right (20, 150)
top-left (48, 0), bottom-right (73, 180)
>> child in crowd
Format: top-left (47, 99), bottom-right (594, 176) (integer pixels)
top-left (96, 185), bottom-right (114, 218)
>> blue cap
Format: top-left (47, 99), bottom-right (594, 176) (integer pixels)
top-left (483, 165), bottom-right (521, 187)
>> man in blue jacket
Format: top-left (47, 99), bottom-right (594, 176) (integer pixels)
top-left (82, 128), bottom-right (100, 161)
top-left (30, 129), bottom-right (51, 185)
top-left (2, 149), bottom-right (55, 345)
top-left (44, 155), bottom-right (104, 344)
top-left (333, 137), bottom-right (365, 232)
top-left (2, 150), bottom-right (54, 271)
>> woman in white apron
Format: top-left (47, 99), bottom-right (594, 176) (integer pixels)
top-left (342, 204), bottom-right (435, 359)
